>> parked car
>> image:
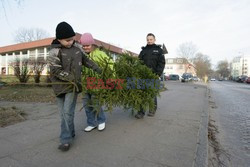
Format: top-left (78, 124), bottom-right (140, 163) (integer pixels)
top-left (210, 78), bottom-right (216, 81)
top-left (246, 77), bottom-right (250, 84)
top-left (160, 75), bottom-right (168, 81)
top-left (169, 74), bottom-right (179, 81)
top-left (192, 76), bottom-right (199, 82)
top-left (181, 73), bottom-right (193, 82)
top-left (236, 75), bottom-right (248, 83)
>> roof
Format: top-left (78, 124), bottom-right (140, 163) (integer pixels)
top-left (0, 33), bottom-right (137, 56)
top-left (0, 38), bottom-right (53, 54)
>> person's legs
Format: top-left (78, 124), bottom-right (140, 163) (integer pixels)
top-left (56, 95), bottom-right (67, 145)
top-left (135, 106), bottom-right (145, 119)
top-left (56, 94), bottom-right (69, 151)
top-left (83, 93), bottom-right (97, 131)
top-left (92, 93), bottom-right (106, 125)
top-left (96, 106), bottom-right (106, 124)
top-left (57, 92), bottom-right (78, 145)
top-left (65, 92), bottom-right (78, 138)
top-left (96, 106), bottom-right (106, 131)
top-left (148, 96), bottom-right (157, 116)
top-left (154, 96), bottom-right (157, 111)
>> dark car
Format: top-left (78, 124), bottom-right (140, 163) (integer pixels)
top-left (181, 73), bottom-right (193, 82)
top-left (160, 75), bottom-right (168, 81)
top-left (246, 77), bottom-right (250, 84)
top-left (236, 75), bottom-right (248, 83)
top-left (169, 74), bottom-right (179, 81)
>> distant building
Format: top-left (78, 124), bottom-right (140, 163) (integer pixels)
top-left (164, 58), bottom-right (196, 77)
top-left (231, 57), bottom-right (242, 78)
top-left (231, 56), bottom-right (250, 78)
top-left (0, 33), bottom-right (137, 75)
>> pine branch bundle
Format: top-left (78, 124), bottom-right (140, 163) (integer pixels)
top-left (81, 52), bottom-right (160, 113)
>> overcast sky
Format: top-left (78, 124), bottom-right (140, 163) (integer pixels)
top-left (1, 0), bottom-right (250, 67)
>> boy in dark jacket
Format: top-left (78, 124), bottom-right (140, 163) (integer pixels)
top-left (135, 33), bottom-right (166, 119)
top-left (47, 21), bottom-right (101, 151)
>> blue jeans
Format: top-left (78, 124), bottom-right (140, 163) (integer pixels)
top-left (56, 92), bottom-right (78, 144)
top-left (83, 93), bottom-right (106, 127)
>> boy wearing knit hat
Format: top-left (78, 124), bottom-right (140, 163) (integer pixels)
top-left (47, 22), bottom-right (101, 151)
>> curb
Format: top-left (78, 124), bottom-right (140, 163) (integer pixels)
top-left (192, 86), bottom-right (209, 167)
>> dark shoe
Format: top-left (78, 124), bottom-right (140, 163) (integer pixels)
top-left (135, 113), bottom-right (144, 119)
top-left (58, 143), bottom-right (70, 152)
top-left (147, 112), bottom-right (155, 117)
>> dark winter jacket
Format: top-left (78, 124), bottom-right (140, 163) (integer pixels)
top-left (47, 40), bottom-right (101, 96)
top-left (139, 44), bottom-right (166, 76)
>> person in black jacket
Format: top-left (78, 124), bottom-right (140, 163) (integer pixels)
top-left (135, 33), bottom-right (166, 119)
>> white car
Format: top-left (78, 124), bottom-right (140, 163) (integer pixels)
top-left (210, 78), bottom-right (216, 81)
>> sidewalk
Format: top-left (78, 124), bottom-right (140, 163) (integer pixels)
top-left (0, 81), bottom-right (208, 167)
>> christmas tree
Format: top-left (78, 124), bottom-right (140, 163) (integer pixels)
top-left (81, 51), bottom-right (161, 113)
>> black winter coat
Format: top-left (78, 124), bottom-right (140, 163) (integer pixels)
top-left (139, 44), bottom-right (166, 76)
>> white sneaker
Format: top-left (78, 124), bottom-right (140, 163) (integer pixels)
top-left (98, 123), bottom-right (105, 131)
top-left (84, 126), bottom-right (96, 132)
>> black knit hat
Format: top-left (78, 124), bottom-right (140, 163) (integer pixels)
top-left (56, 21), bottom-right (75, 39)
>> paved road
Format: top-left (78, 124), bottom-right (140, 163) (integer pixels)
top-left (209, 81), bottom-right (250, 167)
top-left (0, 81), bottom-right (208, 167)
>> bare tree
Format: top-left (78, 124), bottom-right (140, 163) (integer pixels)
top-left (1, 0), bottom-right (23, 17)
top-left (10, 57), bottom-right (30, 83)
top-left (217, 60), bottom-right (230, 78)
top-left (30, 59), bottom-right (46, 83)
top-left (176, 42), bottom-right (198, 60)
top-left (193, 52), bottom-right (212, 79)
top-left (14, 28), bottom-right (50, 43)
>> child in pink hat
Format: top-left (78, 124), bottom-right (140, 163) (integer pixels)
top-left (80, 33), bottom-right (114, 132)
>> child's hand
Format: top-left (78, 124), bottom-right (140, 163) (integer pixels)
top-left (96, 68), bottom-right (102, 74)
top-left (66, 74), bottom-right (75, 82)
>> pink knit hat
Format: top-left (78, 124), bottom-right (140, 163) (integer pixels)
top-left (80, 33), bottom-right (95, 45)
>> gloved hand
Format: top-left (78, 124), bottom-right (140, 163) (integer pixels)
top-left (95, 67), bottom-right (102, 74)
top-left (66, 73), bottom-right (75, 82)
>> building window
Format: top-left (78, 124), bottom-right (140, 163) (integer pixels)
top-left (22, 50), bottom-right (28, 55)
top-left (1, 56), bottom-right (6, 66)
top-left (111, 53), bottom-right (118, 62)
top-left (38, 48), bottom-right (45, 57)
top-left (29, 49), bottom-right (36, 60)
top-left (176, 59), bottom-right (183, 64)
top-left (14, 51), bottom-right (20, 55)
top-left (167, 59), bottom-right (173, 64)
top-left (22, 50), bottom-right (28, 59)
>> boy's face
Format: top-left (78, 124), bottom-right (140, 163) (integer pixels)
top-left (146, 35), bottom-right (155, 45)
top-left (58, 36), bottom-right (75, 48)
top-left (82, 45), bottom-right (93, 54)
